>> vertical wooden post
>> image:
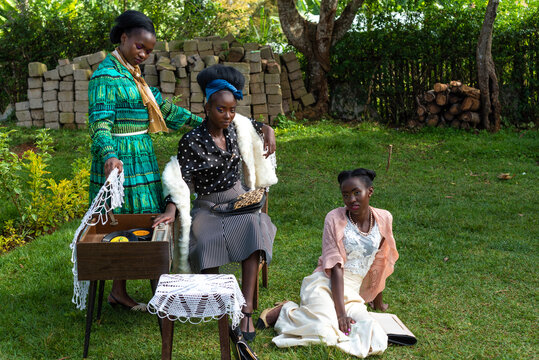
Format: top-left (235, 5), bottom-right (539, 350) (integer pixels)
top-left (161, 318), bottom-right (174, 360)
top-left (218, 315), bottom-right (231, 360)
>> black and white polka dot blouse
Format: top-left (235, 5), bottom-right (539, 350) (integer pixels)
top-left (175, 119), bottom-right (263, 196)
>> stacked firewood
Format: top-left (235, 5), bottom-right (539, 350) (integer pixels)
top-left (414, 81), bottom-right (481, 129)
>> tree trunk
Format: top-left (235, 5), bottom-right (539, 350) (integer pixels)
top-left (477, 0), bottom-right (502, 132)
top-left (307, 59), bottom-right (330, 113)
top-left (278, 0), bottom-right (365, 113)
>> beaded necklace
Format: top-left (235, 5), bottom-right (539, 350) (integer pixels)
top-left (348, 209), bottom-right (374, 236)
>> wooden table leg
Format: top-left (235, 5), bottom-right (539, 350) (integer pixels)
top-left (96, 280), bottom-right (105, 322)
top-left (83, 280), bottom-right (97, 358)
top-left (218, 315), bottom-right (231, 360)
top-left (150, 279), bottom-right (163, 335)
top-left (161, 318), bottom-right (174, 360)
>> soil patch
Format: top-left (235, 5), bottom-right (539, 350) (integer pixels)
top-left (11, 142), bottom-right (38, 158)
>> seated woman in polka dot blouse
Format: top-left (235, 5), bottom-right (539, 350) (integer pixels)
top-left (153, 64), bottom-right (277, 342)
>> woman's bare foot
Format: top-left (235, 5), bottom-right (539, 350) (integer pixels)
top-left (368, 301), bottom-right (389, 312)
top-left (265, 304), bottom-right (284, 326)
top-left (108, 292), bottom-right (139, 308)
top-left (108, 279), bottom-right (141, 308)
top-left (257, 301), bottom-right (288, 328)
top-left (369, 292), bottom-right (388, 311)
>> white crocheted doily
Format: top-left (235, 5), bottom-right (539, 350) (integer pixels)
top-left (147, 274), bottom-right (246, 329)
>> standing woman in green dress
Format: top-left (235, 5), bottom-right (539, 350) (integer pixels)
top-left (88, 10), bottom-right (203, 310)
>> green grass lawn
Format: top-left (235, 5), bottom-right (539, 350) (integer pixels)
top-left (0, 121), bottom-right (537, 359)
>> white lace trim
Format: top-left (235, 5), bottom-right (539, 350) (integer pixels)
top-left (147, 274), bottom-right (246, 329)
top-left (343, 220), bottom-right (381, 277)
top-left (70, 168), bottom-right (125, 310)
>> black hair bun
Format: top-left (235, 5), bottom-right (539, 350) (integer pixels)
top-left (197, 64), bottom-right (245, 97)
top-left (352, 168), bottom-right (376, 181)
top-left (337, 168), bottom-right (376, 186)
top-left (110, 10), bottom-right (155, 44)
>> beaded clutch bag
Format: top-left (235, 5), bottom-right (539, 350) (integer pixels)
top-left (211, 188), bottom-right (266, 215)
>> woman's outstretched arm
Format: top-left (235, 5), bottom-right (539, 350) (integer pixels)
top-left (331, 263), bottom-right (355, 335)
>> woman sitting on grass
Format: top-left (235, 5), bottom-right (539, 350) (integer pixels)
top-left (257, 168), bottom-right (398, 358)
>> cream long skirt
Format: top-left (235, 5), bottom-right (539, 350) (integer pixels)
top-left (272, 270), bottom-right (388, 358)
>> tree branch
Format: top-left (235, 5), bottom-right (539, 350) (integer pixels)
top-left (332, 0), bottom-right (365, 46)
top-left (278, 0), bottom-right (315, 54)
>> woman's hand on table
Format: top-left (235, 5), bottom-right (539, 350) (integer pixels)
top-left (104, 157), bottom-right (123, 178)
top-left (153, 203), bottom-right (177, 227)
top-left (261, 124), bottom-right (276, 158)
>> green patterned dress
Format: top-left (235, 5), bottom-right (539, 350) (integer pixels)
top-left (89, 54), bottom-right (202, 214)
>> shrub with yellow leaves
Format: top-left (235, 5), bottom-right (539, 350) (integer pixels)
top-left (0, 129), bottom-right (90, 253)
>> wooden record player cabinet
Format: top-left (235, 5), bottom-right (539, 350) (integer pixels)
top-left (76, 213), bottom-right (172, 358)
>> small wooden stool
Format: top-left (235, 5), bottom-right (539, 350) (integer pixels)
top-left (148, 274), bottom-right (246, 360)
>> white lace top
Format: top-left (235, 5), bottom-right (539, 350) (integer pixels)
top-left (343, 218), bottom-right (381, 277)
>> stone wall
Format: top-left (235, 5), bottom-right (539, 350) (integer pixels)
top-left (14, 35), bottom-right (314, 129)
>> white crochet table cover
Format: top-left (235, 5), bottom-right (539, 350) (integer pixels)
top-left (147, 274), bottom-right (246, 329)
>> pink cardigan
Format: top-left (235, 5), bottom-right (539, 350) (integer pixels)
top-left (314, 206), bottom-right (399, 302)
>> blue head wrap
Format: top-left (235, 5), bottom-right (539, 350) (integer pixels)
top-left (205, 79), bottom-right (243, 101)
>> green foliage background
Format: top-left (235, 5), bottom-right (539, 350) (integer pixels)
top-left (0, 0), bottom-right (537, 126)
top-left (0, 0), bottom-right (241, 112)
top-left (330, 0), bottom-right (538, 125)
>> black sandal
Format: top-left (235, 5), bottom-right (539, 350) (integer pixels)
top-left (241, 311), bottom-right (256, 342)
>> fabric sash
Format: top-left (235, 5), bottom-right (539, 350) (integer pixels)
top-left (111, 48), bottom-right (168, 133)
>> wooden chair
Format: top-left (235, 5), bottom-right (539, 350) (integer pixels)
top-left (253, 193), bottom-right (269, 310)
top-left (174, 191), bottom-right (270, 310)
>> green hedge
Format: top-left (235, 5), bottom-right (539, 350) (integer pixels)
top-left (330, 2), bottom-right (538, 126)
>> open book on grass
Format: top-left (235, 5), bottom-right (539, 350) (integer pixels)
top-left (369, 312), bottom-right (417, 346)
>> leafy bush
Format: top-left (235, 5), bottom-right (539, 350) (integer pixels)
top-left (0, 129), bottom-right (90, 253)
top-left (0, 1), bottom-right (119, 110)
top-left (0, 0), bottom-right (241, 112)
top-left (136, 0), bottom-right (242, 41)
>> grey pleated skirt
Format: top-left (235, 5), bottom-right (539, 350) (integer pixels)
top-left (189, 181), bottom-right (276, 273)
